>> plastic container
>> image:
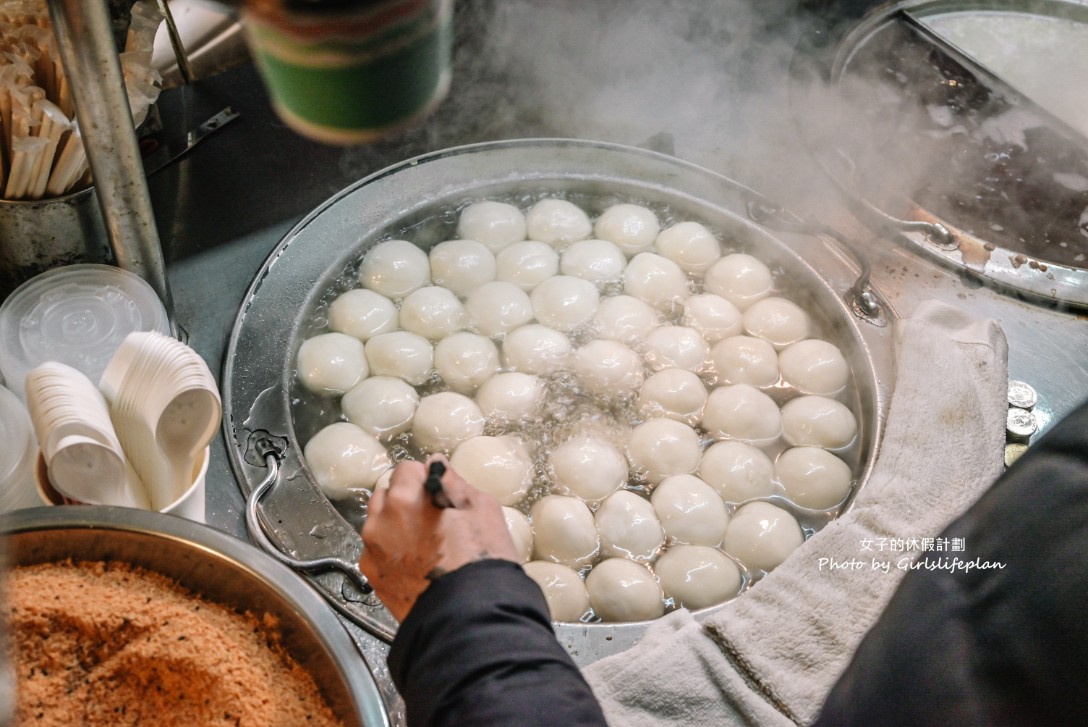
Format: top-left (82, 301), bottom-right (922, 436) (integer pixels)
top-left (34, 445), bottom-right (209, 523)
top-left (0, 385), bottom-right (40, 513)
top-left (0, 264), bottom-right (171, 401)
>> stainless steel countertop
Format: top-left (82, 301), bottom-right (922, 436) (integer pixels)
top-left (148, 1), bottom-right (1088, 721)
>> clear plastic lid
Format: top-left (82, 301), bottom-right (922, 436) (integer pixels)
top-left (0, 384), bottom-right (40, 511)
top-left (0, 264), bottom-right (171, 400)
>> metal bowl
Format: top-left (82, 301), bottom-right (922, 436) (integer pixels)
top-left (222, 138), bottom-right (896, 665)
top-left (0, 506), bottom-right (389, 727)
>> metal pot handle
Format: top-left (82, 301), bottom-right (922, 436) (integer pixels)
top-left (243, 433), bottom-right (398, 643)
top-left (854, 198), bottom-right (957, 252)
top-left (245, 438), bottom-right (373, 593)
top-left (745, 196), bottom-right (889, 327)
top-left (829, 150), bottom-right (958, 252)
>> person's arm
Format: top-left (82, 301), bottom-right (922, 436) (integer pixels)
top-left (815, 398), bottom-right (1088, 727)
top-left (360, 457), bottom-right (608, 727)
top-left (388, 558), bottom-right (608, 726)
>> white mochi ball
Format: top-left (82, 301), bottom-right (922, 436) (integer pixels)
top-left (450, 434), bottom-right (532, 505)
top-left (504, 507), bottom-right (534, 563)
top-left (723, 501), bottom-right (804, 572)
top-left (593, 295), bottom-right (661, 344)
top-left (530, 275), bottom-right (600, 332)
top-left (710, 335), bottom-right (780, 388)
top-left (778, 339), bottom-right (850, 395)
top-left (433, 332), bottom-right (500, 395)
top-left (623, 253), bottom-right (690, 311)
top-left (428, 239), bottom-right (497, 298)
top-left (699, 441), bottom-right (776, 503)
top-left (743, 297), bottom-right (811, 350)
top-left (651, 474), bottom-right (729, 546)
top-left (655, 545), bottom-right (742, 610)
top-left (342, 376), bottom-right (419, 440)
top-left (654, 221), bottom-right (722, 275)
top-left (411, 391), bottom-right (486, 453)
top-left (560, 239), bottom-right (627, 286)
top-left (297, 333), bottom-right (368, 395)
top-left (627, 418), bottom-right (702, 485)
top-left (358, 239), bottom-right (430, 299)
top-left (549, 433), bottom-right (628, 503)
top-left (464, 281), bottom-right (534, 338)
top-left (775, 447), bottom-right (853, 510)
top-left (586, 558), bottom-right (664, 622)
top-left (457, 201), bottom-right (527, 253)
top-left (495, 241), bottom-right (561, 291)
top-left (398, 286), bottom-right (467, 340)
top-left (643, 326), bottom-right (710, 373)
top-left (702, 384), bottom-right (782, 446)
top-left (638, 368), bottom-right (708, 426)
top-left (501, 324), bottom-right (572, 375)
top-left (327, 289), bottom-right (398, 342)
top-left (526, 198), bottom-right (592, 246)
top-left (365, 331), bottom-right (434, 386)
top-left (573, 340), bottom-right (645, 397)
top-left (523, 561), bottom-right (590, 622)
top-left (593, 203), bottom-right (660, 257)
top-left (304, 422), bottom-right (391, 497)
top-left (530, 495), bottom-right (600, 569)
top-left (682, 294), bottom-right (743, 343)
top-left (595, 490), bottom-right (665, 562)
top-left (703, 253), bottom-right (773, 311)
top-left (475, 372), bottom-right (545, 424)
top-left (780, 396), bottom-right (858, 450)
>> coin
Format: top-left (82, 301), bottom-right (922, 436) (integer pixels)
top-left (1007, 380), bottom-right (1037, 411)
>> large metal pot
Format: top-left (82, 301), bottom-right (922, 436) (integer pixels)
top-left (222, 138), bottom-right (896, 665)
top-left (0, 506), bottom-right (389, 727)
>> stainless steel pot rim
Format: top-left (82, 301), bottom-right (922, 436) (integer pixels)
top-left (221, 138), bottom-right (896, 665)
top-left (1, 504), bottom-right (325, 590)
top-left (0, 185), bottom-right (94, 207)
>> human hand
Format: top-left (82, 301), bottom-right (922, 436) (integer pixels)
top-left (359, 455), bottom-right (520, 622)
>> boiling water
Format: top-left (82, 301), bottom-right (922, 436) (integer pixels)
top-left (290, 189), bottom-right (864, 621)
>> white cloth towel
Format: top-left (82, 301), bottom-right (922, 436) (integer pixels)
top-left (583, 300), bottom-right (1009, 727)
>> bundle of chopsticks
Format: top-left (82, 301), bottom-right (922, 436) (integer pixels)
top-left (0, 0), bottom-right (163, 201)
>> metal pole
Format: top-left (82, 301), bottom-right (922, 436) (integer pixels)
top-left (46, 0), bottom-right (176, 325)
top-left (157, 0), bottom-right (195, 85)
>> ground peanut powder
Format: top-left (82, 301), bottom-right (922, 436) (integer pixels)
top-left (6, 560), bottom-right (346, 726)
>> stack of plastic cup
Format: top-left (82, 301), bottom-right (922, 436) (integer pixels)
top-left (100, 331), bottom-right (221, 519)
top-left (24, 362), bottom-right (149, 509)
top-left (0, 384), bottom-right (40, 512)
top-left (0, 264), bottom-right (171, 401)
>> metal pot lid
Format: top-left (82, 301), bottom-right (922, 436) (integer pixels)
top-left (791, 0), bottom-right (1088, 308)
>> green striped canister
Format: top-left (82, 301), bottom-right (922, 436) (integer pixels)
top-left (242, 0), bottom-right (453, 144)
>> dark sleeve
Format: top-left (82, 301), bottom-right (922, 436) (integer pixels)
top-left (388, 559), bottom-right (608, 727)
top-left (815, 397), bottom-right (1088, 727)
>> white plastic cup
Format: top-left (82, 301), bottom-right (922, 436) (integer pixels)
top-left (160, 446), bottom-right (209, 522)
top-left (0, 384), bottom-right (41, 513)
top-left (34, 445), bottom-right (208, 523)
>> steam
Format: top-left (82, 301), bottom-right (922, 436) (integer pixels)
top-left (336, 0), bottom-right (1088, 270)
top-left (428, 0), bottom-right (844, 215)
